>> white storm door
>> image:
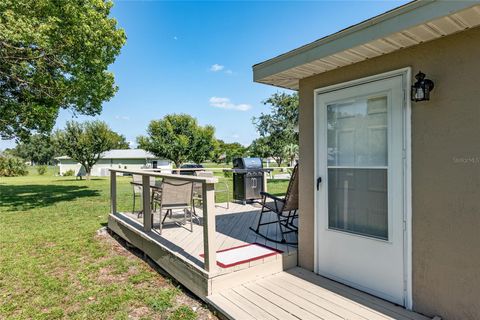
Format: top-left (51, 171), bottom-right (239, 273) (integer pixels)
top-left (316, 75), bottom-right (406, 306)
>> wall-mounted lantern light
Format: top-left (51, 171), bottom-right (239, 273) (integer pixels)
top-left (411, 71), bottom-right (434, 102)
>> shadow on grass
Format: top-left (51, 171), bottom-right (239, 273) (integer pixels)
top-left (0, 184), bottom-right (100, 211)
top-left (56, 178), bottom-right (106, 182)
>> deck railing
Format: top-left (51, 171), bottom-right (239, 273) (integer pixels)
top-left (109, 168), bottom-right (218, 272)
top-left (143, 166), bottom-right (295, 193)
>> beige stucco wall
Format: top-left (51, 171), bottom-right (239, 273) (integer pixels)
top-left (298, 27), bottom-right (480, 319)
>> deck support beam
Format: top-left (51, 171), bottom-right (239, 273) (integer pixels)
top-left (202, 182), bottom-right (217, 273)
top-left (142, 175), bottom-right (152, 232)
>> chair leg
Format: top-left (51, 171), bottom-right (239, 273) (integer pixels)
top-left (250, 196), bottom-right (267, 233)
top-left (189, 209), bottom-right (193, 232)
top-left (159, 210), bottom-right (162, 235)
top-left (162, 209), bottom-right (170, 224)
top-left (276, 213), bottom-right (287, 243)
top-left (133, 191), bottom-right (136, 215)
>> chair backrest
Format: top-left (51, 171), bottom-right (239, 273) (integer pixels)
top-left (282, 164), bottom-right (299, 212)
top-left (193, 171), bottom-right (215, 195)
top-left (160, 178), bottom-right (193, 207)
top-left (132, 174), bottom-right (156, 194)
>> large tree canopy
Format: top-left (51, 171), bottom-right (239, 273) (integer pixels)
top-left (138, 114), bottom-right (217, 168)
top-left (56, 121), bottom-right (125, 179)
top-left (10, 134), bottom-right (57, 165)
top-left (252, 92), bottom-right (299, 166)
top-left (0, 0), bottom-right (126, 140)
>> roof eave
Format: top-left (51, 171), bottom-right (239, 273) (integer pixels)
top-left (253, 0), bottom-right (479, 86)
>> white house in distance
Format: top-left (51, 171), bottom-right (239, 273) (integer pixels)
top-left (56, 149), bottom-right (171, 176)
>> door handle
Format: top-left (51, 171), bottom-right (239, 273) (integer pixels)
top-left (317, 177), bottom-right (322, 190)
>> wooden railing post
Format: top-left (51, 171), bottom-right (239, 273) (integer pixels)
top-left (142, 174), bottom-right (152, 232)
top-left (202, 182), bottom-right (216, 272)
top-left (110, 170), bottom-right (117, 214)
top-left (263, 172), bottom-right (268, 193)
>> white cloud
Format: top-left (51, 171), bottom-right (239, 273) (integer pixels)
top-left (225, 69), bottom-right (233, 75)
top-left (173, 36), bottom-right (178, 40)
top-left (210, 64), bottom-right (225, 72)
top-left (232, 134), bottom-right (240, 138)
top-left (209, 97), bottom-right (251, 111)
top-left (115, 115), bottom-right (130, 121)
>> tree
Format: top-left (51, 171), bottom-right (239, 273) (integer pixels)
top-left (213, 140), bottom-right (247, 164)
top-left (248, 137), bottom-right (272, 160)
top-left (11, 134), bottom-right (57, 165)
top-left (283, 143), bottom-right (299, 167)
top-left (190, 125), bottom-right (216, 164)
top-left (111, 134), bottom-right (130, 149)
top-left (56, 120), bottom-right (124, 179)
top-left (0, 0), bottom-right (126, 140)
top-left (252, 92), bottom-right (299, 166)
top-left (138, 114), bottom-right (217, 168)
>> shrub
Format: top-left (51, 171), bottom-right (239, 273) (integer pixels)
top-left (223, 170), bottom-right (233, 178)
top-left (36, 165), bottom-right (48, 175)
top-left (63, 169), bottom-right (75, 176)
top-left (0, 156), bottom-right (28, 177)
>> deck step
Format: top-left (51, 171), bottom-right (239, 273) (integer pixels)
top-left (209, 251), bottom-right (297, 295)
top-left (207, 267), bottom-right (431, 320)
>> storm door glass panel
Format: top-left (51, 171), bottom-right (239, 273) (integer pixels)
top-left (327, 96), bottom-right (388, 240)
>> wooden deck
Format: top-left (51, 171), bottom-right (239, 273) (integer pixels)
top-left (123, 201), bottom-right (298, 267)
top-left (207, 267), bottom-right (431, 320)
top-left (108, 196), bottom-right (430, 320)
top-left (107, 202), bottom-right (298, 298)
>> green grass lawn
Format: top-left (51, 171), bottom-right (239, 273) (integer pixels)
top-left (0, 170), bottom-right (289, 319)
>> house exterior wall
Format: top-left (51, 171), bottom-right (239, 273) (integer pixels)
top-left (58, 159), bottom-right (171, 176)
top-left (298, 27), bottom-right (480, 319)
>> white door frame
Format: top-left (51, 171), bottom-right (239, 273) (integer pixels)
top-left (313, 67), bottom-right (412, 309)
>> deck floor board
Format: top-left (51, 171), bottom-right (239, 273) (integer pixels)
top-left (207, 267), bottom-right (431, 320)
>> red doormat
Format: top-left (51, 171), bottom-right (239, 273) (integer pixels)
top-left (200, 243), bottom-right (283, 268)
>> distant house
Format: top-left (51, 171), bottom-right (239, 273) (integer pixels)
top-left (56, 149), bottom-right (171, 176)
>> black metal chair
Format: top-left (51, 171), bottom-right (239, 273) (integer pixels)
top-left (250, 164), bottom-right (299, 244)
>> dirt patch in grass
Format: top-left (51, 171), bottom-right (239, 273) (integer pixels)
top-left (95, 228), bottom-right (218, 320)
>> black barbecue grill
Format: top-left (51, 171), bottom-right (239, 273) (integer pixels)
top-left (230, 157), bottom-right (272, 204)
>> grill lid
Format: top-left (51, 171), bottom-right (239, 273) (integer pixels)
top-left (233, 157), bottom-right (263, 169)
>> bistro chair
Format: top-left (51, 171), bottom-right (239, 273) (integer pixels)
top-left (152, 178), bottom-right (195, 235)
top-left (250, 164), bottom-right (299, 244)
top-left (131, 174), bottom-right (157, 218)
top-left (193, 171), bottom-right (230, 210)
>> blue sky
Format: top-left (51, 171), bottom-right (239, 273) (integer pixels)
top-left (2, 0), bottom-right (409, 149)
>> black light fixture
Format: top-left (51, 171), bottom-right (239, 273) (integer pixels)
top-left (411, 71), bottom-right (434, 102)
